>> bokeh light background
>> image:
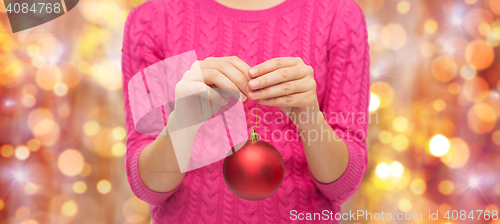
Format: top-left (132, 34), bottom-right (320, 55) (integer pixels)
top-left (0, 0), bottom-right (499, 223)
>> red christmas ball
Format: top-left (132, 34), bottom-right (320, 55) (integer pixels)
top-left (223, 139), bottom-right (285, 201)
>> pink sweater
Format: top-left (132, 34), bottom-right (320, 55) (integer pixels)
top-left (121, 0), bottom-right (369, 223)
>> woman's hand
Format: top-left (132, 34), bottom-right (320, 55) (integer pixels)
top-left (246, 57), bottom-right (319, 129)
top-left (172, 56), bottom-right (251, 126)
top-left (177, 56), bottom-right (251, 103)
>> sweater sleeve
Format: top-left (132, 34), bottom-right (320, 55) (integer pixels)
top-left (122, 1), bottom-right (179, 206)
top-left (311, 0), bottom-right (369, 205)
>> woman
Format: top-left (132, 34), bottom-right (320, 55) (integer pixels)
top-left (122, 0), bottom-right (369, 222)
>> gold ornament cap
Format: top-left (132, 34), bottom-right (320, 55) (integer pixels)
top-left (249, 129), bottom-right (259, 141)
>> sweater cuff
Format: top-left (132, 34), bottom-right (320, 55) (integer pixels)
top-left (310, 140), bottom-right (365, 203)
top-left (128, 142), bottom-right (181, 206)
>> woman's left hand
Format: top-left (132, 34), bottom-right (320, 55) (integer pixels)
top-left (246, 57), bottom-right (319, 129)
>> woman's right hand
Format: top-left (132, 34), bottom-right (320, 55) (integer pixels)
top-left (170, 56), bottom-right (251, 129)
top-left (177, 56), bottom-right (251, 100)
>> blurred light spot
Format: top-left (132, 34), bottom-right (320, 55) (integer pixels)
top-left (112, 143), bottom-right (126, 157)
top-left (22, 95), bottom-right (36, 107)
top-left (392, 135), bottom-right (409, 151)
top-left (92, 61), bottom-right (123, 91)
top-left (97, 180), bottom-right (112, 194)
top-left (468, 103), bottom-right (496, 133)
top-left (16, 207), bottom-right (30, 221)
top-left (452, 16), bottom-right (462, 25)
top-left (495, 183), bottom-right (500, 195)
top-left (433, 99), bottom-right (446, 111)
top-left (60, 63), bottom-right (82, 89)
top-left (122, 197), bottom-right (151, 223)
top-left (465, 39), bottom-right (494, 70)
top-left (420, 42), bottom-right (435, 57)
top-left (464, 9), bottom-right (494, 38)
top-left (432, 55), bottom-right (457, 82)
top-left (22, 219), bottom-right (39, 224)
top-left (473, 103), bottom-right (497, 122)
top-left (478, 23), bottom-right (492, 36)
top-left (439, 204), bottom-right (452, 216)
top-left (24, 183), bottom-right (39, 195)
top-left (58, 105), bottom-right (71, 118)
top-left (438, 180), bottom-right (454, 195)
top-left (33, 119), bottom-right (55, 136)
top-left (486, 204), bottom-right (499, 214)
top-left (4, 100), bottom-right (15, 107)
top-left (381, 23), bottom-right (407, 50)
top-left (53, 83), bottom-right (68, 96)
top-left (112, 127), bottom-right (126, 141)
top-left (27, 108), bottom-right (53, 132)
top-left (31, 56), bottom-right (45, 68)
top-left (463, 77), bottom-right (489, 102)
top-left (370, 82), bottom-right (394, 108)
top-left (460, 64), bottom-right (476, 80)
top-left (15, 146), bottom-right (30, 160)
top-left (26, 45), bottom-right (40, 57)
top-left (83, 121), bottom-right (100, 136)
top-left (397, 1), bottom-right (410, 14)
top-left (61, 200), bottom-right (78, 217)
top-left (410, 179), bottom-right (426, 195)
top-left (493, 130), bottom-right (500, 146)
top-left (58, 149), bottom-right (85, 176)
top-left (424, 20), bottom-right (438, 34)
top-left (429, 134), bottom-right (450, 157)
top-left (378, 131), bottom-right (393, 144)
top-left (35, 65), bottom-right (62, 90)
top-left (0, 199), bottom-right (4, 211)
top-left (469, 177), bottom-right (479, 187)
top-left (356, 0), bottom-right (385, 14)
top-left (0, 59), bottom-right (24, 87)
top-left (398, 199), bottom-right (412, 212)
top-left (27, 139), bottom-right (41, 152)
top-left (369, 93), bottom-right (380, 112)
top-left (22, 83), bottom-right (38, 95)
top-left (393, 116), bottom-right (408, 132)
top-left (13, 171), bottom-right (25, 181)
top-left (491, 0), bottom-right (500, 15)
top-left (1, 145), bottom-right (14, 158)
top-left (73, 181), bottom-right (87, 194)
top-left (368, 24), bottom-right (382, 42)
top-left (465, 0), bottom-right (477, 4)
top-left (441, 138), bottom-right (470, 168)
top-left (80, 163), bottom-right (92, 177)
top-left (376, 163), bottom-right (390, 178)
top-left (390, 161), bottom-right (404, 177)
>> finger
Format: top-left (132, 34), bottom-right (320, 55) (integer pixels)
top-left (248, 79), bottom-right (309, 100)
top-left (200, 59), bottom-right (250, 96)
top-left (202, 69), bottom-right (246, 101)
top-left (247, 66), bottom-right (303, 91)
top-left (220, 56), bottom-right (252, 80)
top-left (248, 57), bottom-right (301, 78)
top-left (177, 81), bottom-right (228, 106)
top-left (257, 92), bottom-right (312, 108)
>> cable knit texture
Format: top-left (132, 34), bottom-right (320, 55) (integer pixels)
top-left (121, 0), bottom-right (369, 223)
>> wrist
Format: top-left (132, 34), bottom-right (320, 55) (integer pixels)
top-left (294, 107), bottom-right (325, 131)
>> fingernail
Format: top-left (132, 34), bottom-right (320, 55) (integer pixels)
top-left (249, 68), bottom-right (258, 77)
top-left (248, 79), bottom-right (260, 89)
top-left (250, 91), bottom-right (260, 98)
top-left (259, 99), bottom-right (267, 102)
top-left (221, 98), bottom-right (228, 105)
top-left (246, 85), bottom-right (250, 93)
top-left (239, 92), bottom-right (247, 102)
